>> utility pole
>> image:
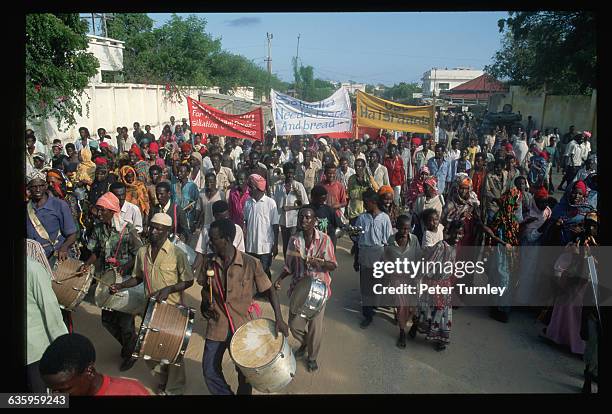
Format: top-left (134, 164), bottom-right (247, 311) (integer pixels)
top-left (266, 32), bottom-right (273, 75)
top-left (296, 34), bottom-right (301, 64)
top-left (91, 13), bottom-right (96, 36)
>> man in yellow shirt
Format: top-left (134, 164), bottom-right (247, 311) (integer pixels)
top-left (110, 213), bottom-right (194, 395)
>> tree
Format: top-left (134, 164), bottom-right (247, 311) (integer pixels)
top-left (107, 13), bottom-right (288, 100)
top-left (292, 58), bottom-right (336, 101)
top-left (485, 11), bottom-right (596, 95)
top-left (382, 82), bottom-right (422, 101)
top-left (26, 13), bottom-right (100, 129)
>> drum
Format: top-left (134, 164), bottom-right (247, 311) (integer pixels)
top-left (229, 318), bottom-right (296, 393)
top-left (94, 269), bottom-right (147, 315)
top-left (132, 298), bottom-right (195, 366)
top-left (51, 258), bottom-right (94, 311)
top-left (172, 238), bottom-right (196, 265)
top-left (289, 277), bottom-right (328, 320)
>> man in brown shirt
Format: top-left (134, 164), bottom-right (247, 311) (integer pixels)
top-left (198, 218), bottom-right (288, 395)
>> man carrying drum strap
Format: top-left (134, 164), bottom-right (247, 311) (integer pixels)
top-left (197, 218), bottom-right (289, 395)
top-left (79, 192), bottom-right (143, 372)
top-left (110, 213), bottom-right (194, 395)
top-left (273, 206), bottom-right (337, 372)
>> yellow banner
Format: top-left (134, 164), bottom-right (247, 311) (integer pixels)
top-left (356, 90), bottom-right (435, 134)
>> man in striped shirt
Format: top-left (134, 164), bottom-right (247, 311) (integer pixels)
top-left (274, 206), bottom-right (337, 373)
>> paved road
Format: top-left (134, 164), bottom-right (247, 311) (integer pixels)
top-left (73, 233), bottom-right (590, 394)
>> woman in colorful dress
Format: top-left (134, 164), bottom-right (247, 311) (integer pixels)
top-left (119, 165), bottom-right (150, 220)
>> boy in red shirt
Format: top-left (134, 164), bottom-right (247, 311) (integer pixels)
top-left (40, 333), bottom-right (150, 396)
top-left (383, 144), bottom-right (405, 205)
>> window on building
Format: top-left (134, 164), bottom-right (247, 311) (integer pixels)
top-left (438, 83), bottom-right (450, 90)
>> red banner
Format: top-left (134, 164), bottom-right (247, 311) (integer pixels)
top-left (187, 97), bottom-right (264, 141)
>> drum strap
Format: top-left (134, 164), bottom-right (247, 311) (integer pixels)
top-left (173, 204), bottom-right (178, 236)
top-left (108, 222), bottom-right (128, 274)
top-left (212, 263), bottom-right (236, 334)
top-left (142, 250), bottom-right (153, 295)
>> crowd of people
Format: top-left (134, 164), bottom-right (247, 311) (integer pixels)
top-left (25, 109), bottom-right (599, 395)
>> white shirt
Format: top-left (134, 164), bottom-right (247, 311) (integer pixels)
top-left (202, 156), bottom-right (214, 171)
top-left (513, 140), bottom-right (529, 166)
top-left (117, 135), bottom-right (136, 153)
top-left (565, 140), bottom-right (584, 167)
top-left (243, 195), bottom-right (280, 254)
top-left (120, 200), bottom-right (143, 233)
top-left (423, 224), bottom-right (445, 248)
top-left (336, 167), bottom-right (356, 189)
top-left (272, 181), bottom-right (309, 228)
top-left (446, 149), bottom-right (461, 162)
top-left (195, 223), bottom-right (245, 254)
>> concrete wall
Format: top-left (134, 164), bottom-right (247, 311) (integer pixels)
top-left (26, 84), bottom-right (218, 147)
top-left (488, 86), bottom-right (597, 150)
top-left (86, 35), bottom-right (125, 84)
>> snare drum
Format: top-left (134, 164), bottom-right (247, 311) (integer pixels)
top-left (94, 269), bottom-right (147, 315)
top-left (230, 318), bottom-right (296, 393)
top-left (289, 277), bottom-right (328, 320)
top-left (132, 298), bottom-right (195, 366)
top-left (52, 258), bottom-right (94, 311)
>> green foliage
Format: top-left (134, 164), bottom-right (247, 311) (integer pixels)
top-left (382, 82), bottom-right (422, 100)
top-left (485, 11), bottom-right (596, 95)
top-left (26, 13), bottom-right (100, 129)
top-left (291, 58), bottom-right (336, 101)
top-left (107, 13), bottom-right (288, 100)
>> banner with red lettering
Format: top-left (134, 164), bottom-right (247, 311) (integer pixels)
top-left (187, 97), bottom-right (264, 141)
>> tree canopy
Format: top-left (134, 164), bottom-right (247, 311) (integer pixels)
top-left (106, 13), bottom-right (289, 99)
top-left (382, 82), bottom-right (422, 101)
top-left (485, 11), bottom-right (596, 95)
top-left (26, 13), bottom-right (100, 129)
top-left (291, 57), bottom-right (337, 101)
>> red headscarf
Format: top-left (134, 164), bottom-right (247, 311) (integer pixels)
top-left (412, 137), bottom-right (422, 147)
top-left (100, 142), bottom-right (110, 149)
top-left (574, 180), bottom-right (587, 195)
top-left (149, 142), bottom-right (159, 154)
top-left (94, 157), bottom-right (108, 166)
top-left (181, 142), bottom-right (192, 153)
top-left (129, 143), bottom-right (144, 161)
top-left (533, 186), bottom-right (549, 200)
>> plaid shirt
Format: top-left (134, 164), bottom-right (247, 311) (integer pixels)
top-left (283, 229), bottom-right (336, 299)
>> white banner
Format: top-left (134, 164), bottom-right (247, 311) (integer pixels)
top-left (271, 88), bottom-right (352, 136)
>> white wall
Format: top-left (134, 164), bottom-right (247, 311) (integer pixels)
top-left (422, 68), bottom-right (484, 96)
top-left (26, 83), bottom-right (219, 148)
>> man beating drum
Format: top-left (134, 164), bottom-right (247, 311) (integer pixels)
top-left (273, 206), bottom-right (337, 372)
top-left (198, 218), bottom-right (289, 395)
top-left (109, 213), bottom-right (194, 395)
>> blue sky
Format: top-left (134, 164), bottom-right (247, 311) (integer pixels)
top-left (149, 12), bottom-right (508, 86)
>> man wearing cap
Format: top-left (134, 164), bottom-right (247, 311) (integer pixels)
top-left (79, 192), bottom-right (143, 372)
top-left (316, 138), bottom-right (339, 166)
top-left (26, 176), bottom-right (78, 266)
top-left (243, 174), bottom-right (280, 280)
top-left (109, 212), bottom-right (194, 395)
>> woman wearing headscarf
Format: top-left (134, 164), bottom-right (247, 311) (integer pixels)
top-left (46, 169), bottom-right (82, 240)
top-left (189, 152), bottom-right (206, 191)
top-left (128, 144), bottom-right (150, 185)
top-left (404, 166), bottom-right (430, 210)
top-left (75, 147), bottom-right (96, 187)
top-left (488, 187), bottom-right (522, 323)
top-left (379, 185), bottom-right (399, 227)
top-left (412, 177), bottom-right (445, 242)
top-left (119, 165), bottom-right (150, 219)
top-left (549, 180), bottom-right (593, 245)
top-left (543, 212), bottom-right (598, 355)
top-left (147, 142), bottom-right (166, 170)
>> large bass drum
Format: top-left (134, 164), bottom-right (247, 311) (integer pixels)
top-left (51, 258), bottom-right (94, 311)
top-left (132, 298), bottom-right (195, 366)
top-left (230, 318), bottom-right (296, 393)
top-left (94, 269), bottom-right (147, 315)
top-left (289, 277), bottom-right (328, 320)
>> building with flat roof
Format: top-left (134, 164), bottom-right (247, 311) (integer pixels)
top-left (421, 67), bottom-right (484, 97)
top-left (86, 34), bottom-right (125, 83)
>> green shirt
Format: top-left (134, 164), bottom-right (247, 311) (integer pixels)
top-left (347, 175), bottom-right (372, 219)
top-left (87, 218), bottom-right (143, 275)
top-left (27, 257), bottom-right (68, 364)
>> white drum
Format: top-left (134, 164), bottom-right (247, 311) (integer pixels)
top-left (289, 277), bottom-right (328, 320)
top-left (229, 318), bottom-right (296, 393)
top-left (94, 269), bottom-right (147, 315)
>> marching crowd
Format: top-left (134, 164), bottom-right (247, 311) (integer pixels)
top-left (25, 110), bottom-right (600, 395)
